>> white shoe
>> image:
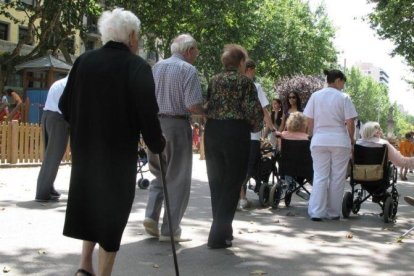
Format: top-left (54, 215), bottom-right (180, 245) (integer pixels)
top-left (239, 198), bottom-right (250, 209)
top-left (143, 217), bottom-right (159, 237)
top-left (159, 235), bottom-right (192, 242)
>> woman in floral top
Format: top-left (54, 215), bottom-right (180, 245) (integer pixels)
top-left (205, 44), bottom-right (263, 249)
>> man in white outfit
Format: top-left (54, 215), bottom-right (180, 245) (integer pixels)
top-left (304, 69), bottom-right (357, 221)
top-left (35, 76), bottom-right (69, 202)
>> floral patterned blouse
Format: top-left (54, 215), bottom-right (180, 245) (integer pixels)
top-left (206, 69), bottom-right (263, 132)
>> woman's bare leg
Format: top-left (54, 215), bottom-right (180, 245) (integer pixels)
top-left (98, 246), bottom-right (117, 276)
top-left (77, 241), bottom-right (96, 275)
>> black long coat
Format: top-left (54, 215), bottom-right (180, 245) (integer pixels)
top-left (59, 41), bottom-right (165, 252)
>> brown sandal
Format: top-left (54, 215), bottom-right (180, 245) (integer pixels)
top-left (75, 268), bottom-right (94, 276)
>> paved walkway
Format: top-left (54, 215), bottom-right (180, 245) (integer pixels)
top-left (1, 155), bottom-right (414, 275)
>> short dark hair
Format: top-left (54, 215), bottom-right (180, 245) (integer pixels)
top-left (221, 44), bottom-right (248, 70)
top-left (245, 59), bottom-right (256, 69)
top-left (5, 89), bottom-right (13, 96)
top-left (323, 69), bottom-right (347, 83)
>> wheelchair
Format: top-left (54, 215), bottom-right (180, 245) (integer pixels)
top-left (342, 144), bottom-right (399, 223)
top-left (245, 141), bottom-right (281, 207)
top-left (267, 138), bottom-right (313, 208)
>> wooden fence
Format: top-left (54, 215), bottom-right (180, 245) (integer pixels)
top-left (0, 120), bottom-right (71, 165)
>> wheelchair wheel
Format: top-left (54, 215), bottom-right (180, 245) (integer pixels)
top-left (392, 191), bottom-right (399, 218)
top-left (342, 192), bottom-right (353, 218)
top-left (137, 178), bottom-right (150, 189)
top-left (269, 183), bottom-right (282, 209)
top-left (259, 182), bottom-right (270, 207)
top-left (352, 198), bottom-right (361, 214)
top-left (383, 196), bottom-right (394, 223)
top-left (392, 166), bottom-right (398, 183)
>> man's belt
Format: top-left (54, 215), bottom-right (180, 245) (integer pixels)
top-left (158, 114), bottom-right (189, 120)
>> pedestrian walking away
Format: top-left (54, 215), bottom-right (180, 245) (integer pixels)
top-left (35, 76), bottom-right (69, 202)
top-left (59, 8), bottom-right (165, 276)
top-left (143, 33), bottom-right (205, 243)
top-left (205, 44), bottom-right (263, 249)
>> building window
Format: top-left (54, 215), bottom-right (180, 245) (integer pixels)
top-left (85, 40), bottom-right (95, 51)
top-left (66, 37), bottom-right (75, 54)
top-left (21, 0), bottom-right (35, 5)
top-left (0, 22), bottom-right (8, 40)
top-left (19, 26), bottom-right (33, 45)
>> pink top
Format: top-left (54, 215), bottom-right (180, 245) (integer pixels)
top-left (281, 131), bottom-right (309, 141)
top-left (357, 137), bottom-right (414, 169)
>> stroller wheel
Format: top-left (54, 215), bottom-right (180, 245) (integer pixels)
top-left (383, 196), bottom-right (394, 223)
top-left (138, 178), bottom-right (150, 189)
top-left (269, 183), bottom-right (282, 209)
top-left (342, 192), bottom-right (353, 218)
top-left (259, 183), bottom-right (270, 207)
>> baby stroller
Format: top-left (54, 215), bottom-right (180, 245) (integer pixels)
top-left (342, 144), bottom-right (398, 223)
top-left (246, 141), bottom-right (280, 207)
top-left (137, 141), bottom-right (150, 189)
top-left (268, 138), bottom-right (313, 209)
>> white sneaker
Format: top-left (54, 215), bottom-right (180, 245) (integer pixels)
top-left (143, 217), bottom-right (159, 237)
top-left (159, 235), bottom-right (192, 242)
top-left (239, 198), bottom-right (250, 209)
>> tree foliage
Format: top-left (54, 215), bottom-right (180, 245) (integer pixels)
top-left (368, 0), bottom-right (414, 70)
top-left (105, 0), bottom-right (336, 81)
top-left (250, 0), bottom-right (337, 80)
top-left (0, 0), bottom-right (102, 91)
top-left (345, 67), bottom-right (391, 127)
top-left (1, 0), bottom-right (337, 94)
top-left (274, 74), bottom-right (324, 111)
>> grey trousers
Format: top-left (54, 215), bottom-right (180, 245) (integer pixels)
top-left (35, 111), bottom-right (69, 199)
top-left (145, 117), bottom-right (192, 236)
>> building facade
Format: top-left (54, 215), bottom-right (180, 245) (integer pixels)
top-left (354, 62), bottom-right (389, 86)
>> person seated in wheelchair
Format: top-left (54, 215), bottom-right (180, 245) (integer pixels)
top-left (343, 121), bottom-right (414, 222)
top-left (277, 111), bottom-right (310, 199)
top-left (357, 122), bottom-right (414, 169)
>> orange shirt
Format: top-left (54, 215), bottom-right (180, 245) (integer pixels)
top-left (399, 139), bottom-right (414, 157)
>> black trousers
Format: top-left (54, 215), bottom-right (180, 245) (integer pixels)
top-left (247, 140), bottom-right (261, 178)
top-left (205, 119), bottom-right (250, 246)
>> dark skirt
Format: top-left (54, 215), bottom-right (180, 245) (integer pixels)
top-left (205, 119), bottom-right (250, 246)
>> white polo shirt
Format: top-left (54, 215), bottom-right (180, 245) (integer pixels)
top-left (303, 87), bottom-right (357, 149)
top-left (251, 83), bottom-right (269, 141)
top-left (44, 76), bottom-right (68, 114)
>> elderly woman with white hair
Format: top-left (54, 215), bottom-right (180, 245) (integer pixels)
top-left (357, 121), bottom-right (414, 168)
top-left (59, 8), bottom-right (165, 276)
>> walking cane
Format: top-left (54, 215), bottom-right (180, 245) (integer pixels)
top-left (158, 154), bottom-right (180, 276)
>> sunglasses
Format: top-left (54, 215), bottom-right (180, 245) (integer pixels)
top-left (288, 96), bottom-right (297, 99)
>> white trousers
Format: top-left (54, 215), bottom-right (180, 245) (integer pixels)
top-left (308, 146), bottom-right (351, 218)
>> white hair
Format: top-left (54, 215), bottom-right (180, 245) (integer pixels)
top-left (170, 34), bottom-right (197, 54)
top-left (361, 121), bottom-right (381, 139)
top-left (98, 8), bottom-right (141, 45)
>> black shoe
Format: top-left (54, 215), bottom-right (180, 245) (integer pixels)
top-left (311, 217), bottom-right (322, 221)
top-left (207, 240), bottom-right (232, 249)
top-left (50, 190), bottom-right (61, 197)
top-left (35, 195), bottom-right (60, 202)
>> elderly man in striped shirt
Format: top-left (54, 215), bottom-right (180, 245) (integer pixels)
top-left (144, 33), bottom-right (205, 242)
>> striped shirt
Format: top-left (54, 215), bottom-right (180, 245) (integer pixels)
top-left (152, 54), bottom-right (203, 115)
